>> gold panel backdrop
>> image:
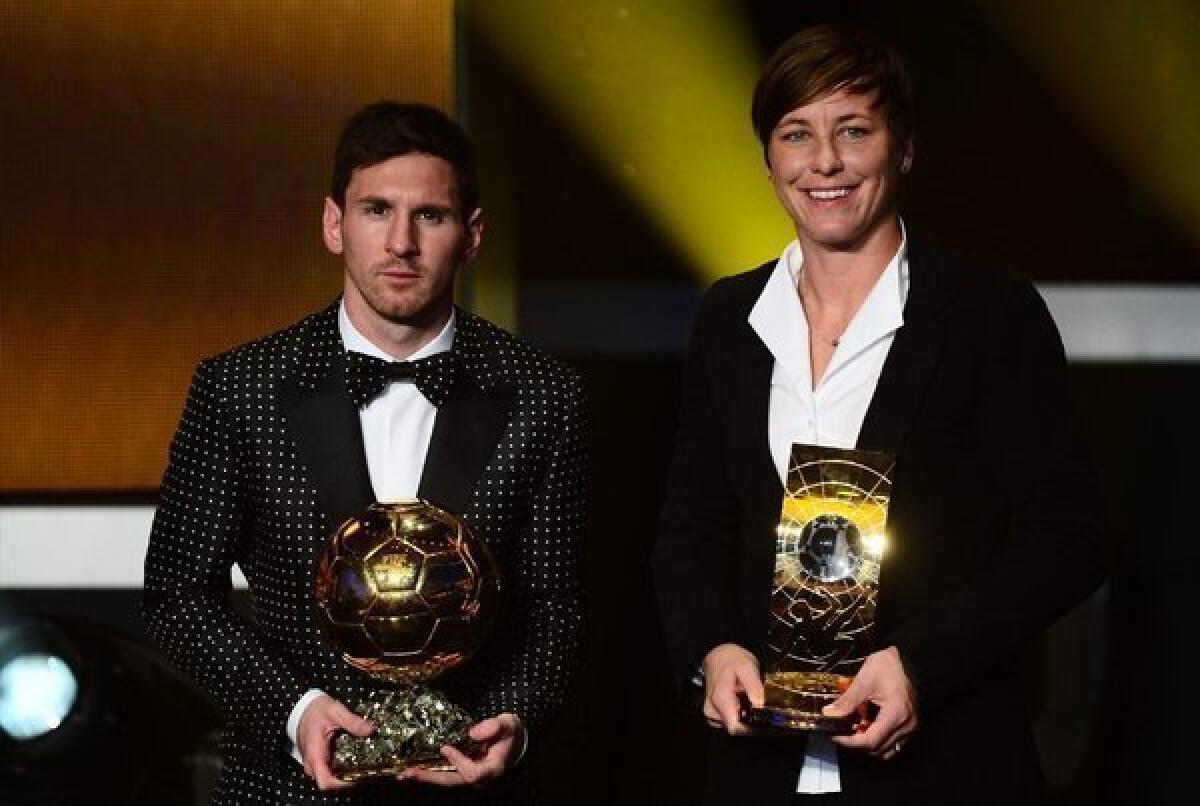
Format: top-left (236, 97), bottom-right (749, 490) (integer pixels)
top-left (0, 1), bottom-right (455, 493)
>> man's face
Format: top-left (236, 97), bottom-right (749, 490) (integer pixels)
top-left (323, 153), bottom-right (482, 330)
top-left (766, 88), bottom-right (910, 252)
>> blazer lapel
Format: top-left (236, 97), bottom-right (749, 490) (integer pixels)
top-left (857, 233), bottom-right (951, 455)
top-left (282, 322), bottom-right (375, 533)
top-left (418, 374), bottom-right (510, 517)
top-left (417, 313), bottom-right (513, 517)
top-left (738, 323), bottom-right (786, 516)
top-left (737, 322), bottom-right (788, 649)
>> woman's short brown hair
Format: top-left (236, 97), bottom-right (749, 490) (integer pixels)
top-left (751, 24), bottom-right (913, 158)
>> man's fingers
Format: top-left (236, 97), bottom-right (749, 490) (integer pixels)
top-left (444, 744), bottom-right (500, 783)
top-left (401, 766), bottom-right (464, 788)
top-left (328, 702), bottom-right (374, 737)
top-left (307, 754), bottom-right (353, 791)
top-left (399, 746), bottom-right (499, 788)
top-left (467, 715), bottom-right (504, 742)
top-left (396, 719), bottom-right (514, 789)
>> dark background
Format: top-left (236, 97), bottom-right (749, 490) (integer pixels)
top-left (469, 2), bottom-right (1198, 803)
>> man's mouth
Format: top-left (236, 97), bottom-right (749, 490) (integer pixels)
top-left (380, 263), bottom-right (420, 278)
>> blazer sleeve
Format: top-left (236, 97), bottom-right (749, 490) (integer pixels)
top-left (887, 279), bottom-right (1109, 714)
top-left (653, 282), bottom-right (750, 690)
top-left (472, 370), bottom-right (589, 734)
top-left (142, 359), bottom-right (308, 751)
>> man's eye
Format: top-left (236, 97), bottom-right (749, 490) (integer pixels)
top-left (841, 127), bottom-right (870, 141)
top-left (782, 129), bottom-right (811, 143)
top-left (417, 209), bottom-right (446, 224)
top-left (365, 204), bottom-right (389, 217)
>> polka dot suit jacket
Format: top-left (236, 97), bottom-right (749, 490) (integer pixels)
top-left (143, 302), bottom-right (588, 804)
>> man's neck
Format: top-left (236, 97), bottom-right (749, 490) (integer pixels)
top-left (343, 297), bottom-right (453, 361)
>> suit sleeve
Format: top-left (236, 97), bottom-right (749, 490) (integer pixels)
top-left (887, 279), bottom-right (1109, 714)
top-left (652, 283), bottom-right (748, 690)
top-left (472, 370), bottom-right (589, 734)
top-left (142, 360), bottom-right (308, 751)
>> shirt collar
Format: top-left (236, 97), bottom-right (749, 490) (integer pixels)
top-left (749, 219), bottom-right (909, 389)
top-left (338, 300), bottom-right (457, 362)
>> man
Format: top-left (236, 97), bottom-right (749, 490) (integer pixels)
top-left (143, 102), bottom-right (587, 805)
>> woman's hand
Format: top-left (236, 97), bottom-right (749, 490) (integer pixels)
top-left (825, 646), bottom-right (919, 760)
top-left (702, 643), bottom-right (764, 736)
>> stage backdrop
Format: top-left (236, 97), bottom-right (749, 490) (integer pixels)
top-left (0, 0), bottom-right (455, 493)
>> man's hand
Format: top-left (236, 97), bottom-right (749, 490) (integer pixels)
top-left (825, 646), bottom-right (918, 760)
top-left (701, 643), bottom-right (763, 736)
top-left (399, 713), bottom-right (525, 788)
top-left (297, 694), bottom-right (374, 791)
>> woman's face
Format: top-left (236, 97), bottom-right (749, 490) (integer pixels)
top-left (766, 88), bottom-right (910, 253)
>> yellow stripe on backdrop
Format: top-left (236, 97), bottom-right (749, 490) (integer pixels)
top-left (976, 0), bottom-right (1200, 252)
top-left (467, 0), bottom-right (793, 286)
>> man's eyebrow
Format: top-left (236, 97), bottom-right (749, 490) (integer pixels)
top-left (413, 202), bottom-right (458, 215)
top-left (356, 195), bottom-right (392, 207)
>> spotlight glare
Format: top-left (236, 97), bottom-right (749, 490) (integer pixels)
top-left (0, 653), bottom-right (79, 740)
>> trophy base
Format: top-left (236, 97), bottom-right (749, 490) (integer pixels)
top-left (740, 671), bottom-right (855, 734)
top-left (331, 685), bottom-right (484, 782)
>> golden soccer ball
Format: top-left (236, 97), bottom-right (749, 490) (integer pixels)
top-left (314, 500), bottom-right (499, 684)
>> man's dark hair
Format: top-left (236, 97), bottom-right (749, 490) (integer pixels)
top-left (330, 102), bottom-right (479, 213)
top-left (751, 24), bottom-right (914, 162)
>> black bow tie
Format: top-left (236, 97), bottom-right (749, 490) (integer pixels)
top-left (344, 350), bottom-right (457, 409)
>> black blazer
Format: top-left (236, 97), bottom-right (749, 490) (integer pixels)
top-left (653, 233), bottom-right (1106, 804)
top-left (143, 303), bottom-right (588, 805)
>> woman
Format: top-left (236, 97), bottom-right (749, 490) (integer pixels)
top-left (653, 24), bottom-right (1105, 804)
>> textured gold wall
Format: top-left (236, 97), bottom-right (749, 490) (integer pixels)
top-left (0, 1), bottom-right (455, 493)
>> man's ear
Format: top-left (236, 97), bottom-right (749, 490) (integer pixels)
top-left (322, 197), bottom-right (344, 255)
top-left (462, 207), bottom-right (484, 262)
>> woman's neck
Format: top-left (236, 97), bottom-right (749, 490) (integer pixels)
top-left (796, 218), bottom-right (902, 308)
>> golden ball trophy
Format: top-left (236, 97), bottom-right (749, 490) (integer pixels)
top-left (313, 500), bottom-right (499, 780)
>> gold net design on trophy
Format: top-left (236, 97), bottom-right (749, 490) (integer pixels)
top-left (749, 445), bottom-right (894, 732)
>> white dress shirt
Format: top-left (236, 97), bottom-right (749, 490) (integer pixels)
top-left (286, 302), bottom-right (456, 761)
top-left (747, 227), bottom-right (909, 793)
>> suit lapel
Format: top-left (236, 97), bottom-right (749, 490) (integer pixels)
top-left (418, 372), bottom-right (511, 516)
top-left (856, 233), bottom-right (951, 455)
top-left (417, 310), bottom-right (513, 517)
top-left (282, 314), bottom-right (375, 533)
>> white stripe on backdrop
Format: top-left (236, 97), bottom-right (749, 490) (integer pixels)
top-left (0, 287), bottom-right (1195, 589)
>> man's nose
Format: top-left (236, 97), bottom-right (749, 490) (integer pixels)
top-left (386, 218), bottom-right (419, 258)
